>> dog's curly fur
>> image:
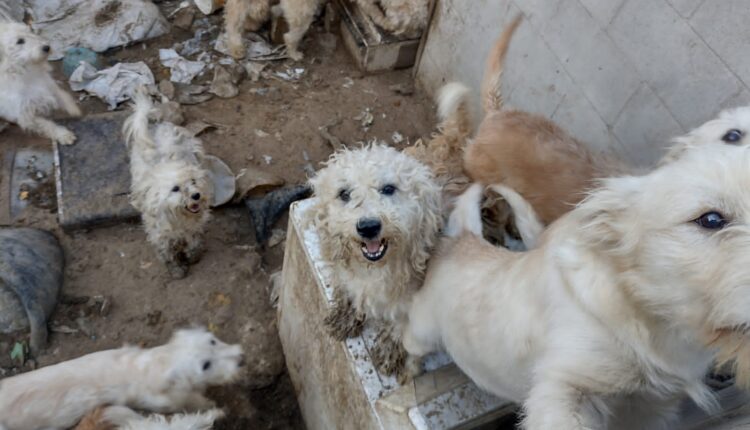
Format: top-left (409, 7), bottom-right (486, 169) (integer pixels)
top-left (405, 131), bottom-right (750, 428)
top-left (463, 15), bottom-right (627, 226)
top-left (123, 90), bottom-right (212, 279)
top-left (310, 144), bottom-right (442, 377)
top-left (355, 0), bottom-right (430, 39)
top-left (0, 20), bottom-right (81, 145)
top-left (0, 328), bottom-right (243, 430)
top-left (74, 406), bottom-right (225, 430)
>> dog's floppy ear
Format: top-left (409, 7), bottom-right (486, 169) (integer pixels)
top-left (576, 176), bottom-right (642, 257)
top-left (407, 163), bottom-right (443, 274)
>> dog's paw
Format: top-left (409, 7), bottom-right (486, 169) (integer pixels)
top-left (55, 129), bottom-right (77, 145)
top-left (324, 305), bottom-right (365, 341)
top-left (228, 43), bottom-right (247, 60)
top-left (371, 329), bottom-right (407, 377)
top-left (287, 49), bottom-right (304, 62)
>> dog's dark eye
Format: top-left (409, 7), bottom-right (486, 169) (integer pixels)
top-left (171, 185), bottom-right (180, 192)
top-left (16, 38), bottom-right (24, 45)
top-left (380, 184), bottom-right (397, 196)
top-left (191, 179), bottom-right (197, 185)
top-left (202, 360), bottom-right (212, 371)
top-left (722, 129), bottom-right (743, 144)
top-left (338, 188), bottom-right (351, 203)
top-left (694, 211), bottom-right (728, 230)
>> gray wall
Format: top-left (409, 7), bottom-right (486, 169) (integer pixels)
top-left (416, 0), bottom-right (750, 166)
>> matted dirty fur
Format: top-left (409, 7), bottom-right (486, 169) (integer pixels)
top-left (74, 406), bottom-right (225, 430)
top-left (309, 143), bottom-right (441, 378)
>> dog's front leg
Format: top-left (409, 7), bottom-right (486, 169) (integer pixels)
top-left (20, 116), bottom-right (76, 145)
top-left (523, 381), bottom-right (594, 430)
top-left (371, 322), bottom-right (409, 381)
top-left (158, 239), bottom-right (188, 279)
top-left (184, 236), bottom-right (205, 265)
top-left (54, 87), bottom-right (82, 118)
top-left (324, 287), bottom-right (365, 340)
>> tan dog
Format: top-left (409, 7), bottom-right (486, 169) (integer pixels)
top-left (0, 328), bottom-right (243, 430)
top-left (406, 137), bottom-right (750, 429)
top-left (355, 0), bottom-right (430, 39)
top-left (463, 16), bottom-right (626, 225)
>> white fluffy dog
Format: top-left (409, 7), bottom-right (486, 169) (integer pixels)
top-left (124, 90), bottom-right (212, 279)
top-left (310, 144), bottom-right (442, 377)
top-left (74, 405), bottom-right (225, 430)
top-left (0, 19), bottom-right (80, 145)
top-left (356, 0), bottom-right (430, 39)
top-left (405, 137), bottom-right (750, 429)
top-left (0, 328), bottom-right (244, 430)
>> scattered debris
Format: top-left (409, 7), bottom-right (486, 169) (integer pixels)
top-left (244, 185), bottom-right (312, 246)
top-left (69, 62), bottom-right (155, 109)
top-left (158, 79), bottom-right (176, 99)
top-left (185, 120), bottom-right (218, 136)
top-left (319, 118), bottom-right (346, 151)
top-left (194, 0), bottom-right (223, 15)
top-left (50, 324), bottom-right (79, 334)
top-left (10, 342), bottom-right (26, 365)
top-left (159, 48), bottom-right (206, 84)
top-left (153, 100), bottom-right (184, 125)
top-left (274, 68), bottom-right (306, 82)
top-left (209, 65), bottom-right (241, 98)
top-left (269, 270), bottom-right (283, 308)
top-left (203, 155), bottom-right (236, 207)
top-left (389, 82), bottom-right (415, 96)
top-left (353, 108), bottom-right (374, 130)
top-left (255, 129), bottom-right (270, 138)
top-left (342, 77), bottom-right (354, 89)
top-left (234, 166), bottom-right (285, 203)
top-left (175, 21), bottom-right (220, 57)
top-left (263, 155), bottom-right (273, 165)
top-left (62, 47), bottom-right (100, 78)
top-left (214, 32), bottom-right (288, 60)
top-left (268, 228), bottom-right (286, 248)
top-left (171, 4), bottom-right (195, 30)
top-left (391, 131), bottom-right (404, 144)
top-left (244, 61), bottom-right (267, 82)
top-left (174, 83), bottom-right (213, 105)
top-left (28, 0), bottom-right (169, 60)
top-left (302, 150), bottom-right (315, 177)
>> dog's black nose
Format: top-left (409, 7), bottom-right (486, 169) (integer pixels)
top-left (42, 45), bottom-right (50, 53)
top-left (356, 218), bottom-right (382, 239)
top-left (191, 193), bottom-right (201, 201)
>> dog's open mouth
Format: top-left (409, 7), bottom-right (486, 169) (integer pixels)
top-left (361, 238), bottom-right (388, 262)
top-left (187, 203), bottom-right (201, 214)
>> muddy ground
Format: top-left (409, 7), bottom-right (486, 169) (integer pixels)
top-left (0, 2), bottom-right (437, 428)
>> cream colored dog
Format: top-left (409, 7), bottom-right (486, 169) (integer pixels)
top-left (225, 0), bottom-right (325, 61)
top-left (0, 19), bottom-right (80, 145)
top-left (74, 406), bottom-right (226, 430)
top-left (124, 90), bottom-right (212, 279)
top-left (405, 138), bottom-right (750, 429)
top-left (356, 0), bottom-right (430, 39)
top-left (310, 143), bottom-right (442, 378)
top-left (0, 328), bottom-right (243, 430)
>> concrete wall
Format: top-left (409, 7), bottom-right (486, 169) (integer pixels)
top-left (416, 0), bottom-right (750, 166)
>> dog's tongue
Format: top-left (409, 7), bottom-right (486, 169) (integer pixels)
top-left (363, 239), bottom-right (381, 253)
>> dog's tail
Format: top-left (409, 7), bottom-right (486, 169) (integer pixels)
top-left (123, 87), bottom-right (155, 152)
top-left (487, 184), bottom-right (543, 248)
top-left (437, 81), bottom-right (473, 136)
top-left (481, 14), bottom-right (522, 113)
top-left (447, 183), bottom-right (543, 248)
top-left (446, 183), bottom-right (484, 238)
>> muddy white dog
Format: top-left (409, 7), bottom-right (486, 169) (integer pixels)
top-left (405, 138), bottom-right (750, 429)
top-left (124, 90), bottom-right (212, 279)
top-left (0, 19), bottom-right (80, 144)
top-left (310, 143), bottom-right (441, 378)
top-left (0, 328), bottom-right (243, 430)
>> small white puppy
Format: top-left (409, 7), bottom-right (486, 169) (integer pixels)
top-left (0, 328), bottom-right (244, 430)
top-left (124, 90), bottom-right (213, 279)
top-left (0, 19), bottom-right (80, 145)
top-left (310, 144), bottom-right (442, 378)
top-left (405, 137), bottom-right (750, 429)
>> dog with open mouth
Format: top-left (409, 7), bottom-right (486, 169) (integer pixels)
top-left (309, 143), bottom-right (442, 379)
top-left (123, 89), bottom-right (213, 279)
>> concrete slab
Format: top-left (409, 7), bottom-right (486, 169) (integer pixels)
top-left (666, 0), bottom-right (705, 18)
top-left (577, 0), bottom-right (625, 27)
top-left (278, 198), bottom-right (516, 430)
top-left (54, 112), bottom-right (138, 231)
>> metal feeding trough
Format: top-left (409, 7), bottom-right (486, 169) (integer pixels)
top-left (278, 199), bottom-right (517, 430)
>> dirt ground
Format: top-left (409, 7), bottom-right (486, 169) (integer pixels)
top-left (0, 2), bottom-right (437, 428)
